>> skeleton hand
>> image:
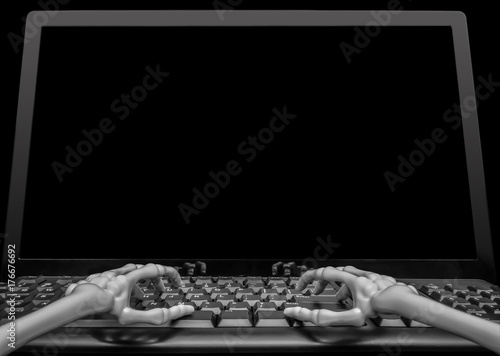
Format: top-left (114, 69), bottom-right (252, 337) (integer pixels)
top-left (283, 265), bottom-right (416, 326)
top-left (1, 263), bottom-right (194, 355)
top-left (65, 263), bottom-right (194, 324)
top-left (283, 266), bottom-right (500, 354)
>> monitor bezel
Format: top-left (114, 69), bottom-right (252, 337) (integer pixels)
top-left (3, 10), bottom-right (495, 281)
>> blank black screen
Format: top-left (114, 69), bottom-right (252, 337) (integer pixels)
top-left (21, 26), bottom-right (476, 259)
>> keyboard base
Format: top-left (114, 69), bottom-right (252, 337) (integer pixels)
top-left (22, 325), bottom-right (492, 353)
top-left (5, 277), bottom-right (499, 353)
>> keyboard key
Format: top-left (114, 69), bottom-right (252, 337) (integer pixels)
top-left (267, 284), bottom-right (287, 294)
top-left (140, 287), bottom-right (156, 294)
top-left (38, 282), bottom-right (61, 290)
top-left (233, 277), bottom-right (247, 285)
top-left (469, 297), bottom-right (497, 308)
top-left (467, 285), bottom-right (493, 294)
top-left (223, 283), bottom-right (243, 293)
top-left (33, 300), bottom-right (52, 310)
top-left (226, 302), bottom-right (251, 311)
top-left (161, 281), bottom-right (173, 289)
top-left (483, 304), bottom-right (500, 315)
top-left (491, 285), bottom-right (500, 292)
top-left (179, 283), bottom-right (196, 294)
top-left (371, 314), bottom-right (406, 327)
top-left (5, 303), bottom-right (35, 317)
top-left (210, 288), bottom-right (231, 299)
top-left (282, 302), bottom-right (300, 310)
top-left (302, 284), bottom-right (317, 293)
top-left (142, 301), bottom-right (167, 310)
top-left (235, 289), bottom-right (254, 300)
top-left (17, 276), bottom-right (45, 284)
top-left (33, 294), bottom-right (56, 301)
top-left (218, 310), bottom-right (253, 327)
top-left (262, 276), bottom-right (278, 284)
top-left (286, 277), bottom-right (301, 287)
top-left (161, 295), bottom-right (185, 307)
top-left (55, 279), bottom-right (76, 286)
top-left (170, 310), bottom-right (217, 328)
top-left (196, 277), bottom-right (215, 285)
top-left (260, 289), bottom-right (279, 299)
top-left (457, 291), bottom-right (481, 300)
top-left (185, 289), bottom-right (208, 299)
top-left (442, 296), bottom-right (470, 308)
top-left (480, 291), bottom-right (500, 300)
top-left (401, 317), bottom-right (432, 328)
top-left (244, 277), bottom-right (263, 285)
top-left (240, 295), bottom-right (261, 307)
top-left (142, 283), bottom-right (156, 290)
top-left (455, 304), bottom-right (486, 314)
top-left (213, 295), bottom-right (235, 308)
top-left (188, 295), bottom-right (211, 307)
top-left (469, 312), bottom-right (500, 323)
top-left (7, 290), bottom-right (37, 301)
top-left (290, 295), bottom-right (338, 303)
top-left (217, 277), bottom-right (234, 286)
top-left (38, 288), bottom-right (64, 298)
top-left (303, 290), bottom-right (337, 296)
top-left (246, 283), bottom-right (265, 293)
top-left (0, 283), bottom-right (10, 293)
top-left (254, 310), bottom-right (288, 327)
top-left (264, 277), bottom-right (287, 286)
top-left (419, 284), bottom-right (441, 295)
top-left (161, 288), bottom-right (183, 296)
top-left (253, 302), bottom-right (277, 312)
top-left (198, 283), bottom-right (218, 293)
top-left (139, 293), bottom-right (160, 301)
top-left (430, 290), bottom-right (454, 302)
top-left (212, 292), bottom-right (233, 300)
top-left (444, 284), bottom-right (469, 294)
top-left (200, 301), bottom-right (224, 314)
top-left (265, 295), bottom-right (287, 308)
top-left (172, 301), bottom-right (197, 309)
top-left (284, 289), bottom-right (305, 299)
top-left (12, 284), bottom-right (37, 292)
top-left (11, 298), bottom-right (34, 308)
top-left (136, 279), bottom-right (150, 288)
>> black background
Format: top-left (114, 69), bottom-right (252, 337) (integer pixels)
top-left (0, 2), bottom-right (499, 356)
top-left (1, 2), bottom-right (499, 273)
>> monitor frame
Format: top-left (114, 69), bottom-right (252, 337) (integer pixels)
top-left (3, 10), bottom-right (495, 281)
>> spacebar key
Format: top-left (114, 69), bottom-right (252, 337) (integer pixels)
top-left (254, 311), bottom-right (289, 327)
top-left (218, 310), bottom-right (253, 327)
top-left (169, 311), bottom-right (217, 328)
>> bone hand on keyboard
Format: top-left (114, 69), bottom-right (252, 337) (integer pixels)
top-left (0, 263), bottom-right (194, 355)
top-left (283, 266), bottom-right (500, 354)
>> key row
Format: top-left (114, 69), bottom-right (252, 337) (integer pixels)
top-left (153, 287), bottom-right (336, 298)
top-left (141, 276), bottom-right (310, 289)
top-left (135, 291), bottom-right (340, 308)
top-left (418, 283), bottom-right (500, 322)
top-left (132, 300), bottom-right (349, 328)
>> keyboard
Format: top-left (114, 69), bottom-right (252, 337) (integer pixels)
top-left (1, 276), bottom-right (499, 328)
